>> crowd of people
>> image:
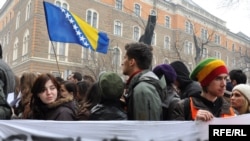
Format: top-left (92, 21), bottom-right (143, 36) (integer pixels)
top-left (0, 42), bottom-right (249, 121)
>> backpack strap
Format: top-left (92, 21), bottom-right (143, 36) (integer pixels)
top-left (184, 97), bottom-right (190, 120)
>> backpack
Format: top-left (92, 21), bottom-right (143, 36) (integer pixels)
top-left (0, 59), bottom-right (15, 119)
top-left (130, 76), bottom-right (180, 120)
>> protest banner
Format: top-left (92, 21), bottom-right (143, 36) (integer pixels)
top-left (1, 114), bottom-right (250, 141)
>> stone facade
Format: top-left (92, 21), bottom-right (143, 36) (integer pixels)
top-left (0, 0), bottom-right (250, 80)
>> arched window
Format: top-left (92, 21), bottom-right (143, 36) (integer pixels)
top-left (13, 38), bottom-right (19, 61)
top-left (112, 47), bottom-right (121, 72)
top-left (133, 26), bottom-right (140, 41)
top-left (16, 12), bottom-right (20, 29)
top-left (22, 30), bottom-right (29, 61)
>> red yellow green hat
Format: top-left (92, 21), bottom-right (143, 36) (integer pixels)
top-left (190, 58), bottom-right (228, 87)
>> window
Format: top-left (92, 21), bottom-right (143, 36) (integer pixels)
top-left (151, 33), bottom-right (156, 46)
top-left (133, 26), bottom-right (140, 41)
top-left (6, 31), bottom-right (10, 45)
top-left (214, 34), bottom-right (220, 44)
top-left (134, 4), bottom-right (141, 16)
top-left (115, 0), bottom-right (122, 10)
top-left (165, 16), bottom-right (170, 28)
top-left (185, 21), bottom-right (193, 34)
top-left (13, 38), bottom-right (18, 61)
top-left (202, 47), bottom-right (208, 58)
top-left (49, 42), bottom-right (67, 61)
top-left (150, 9), bottom-right (157, 16)
top-left (232, 44), bottom-right (235, 52)
top-left (55, 1), bottom-right (68, 9)
top-left (112, 48), bottom-right (120, 72)
top-left (201, 28), bottom-right (208, 41)
top-left (184, 40), bottom-right (193, 55)
top-left (82, 48), bottom-right (90, 60)
top-left (239, 46), bottom-right (242, 54)
top-left (86, 9), bottom-right (98, 28)
top-left (114, 20), bottom-right (122, 36)
top-left (164, 36), bottom-right (170, 50)
top-left (25, 1), bottom-right (31, 21)
top-left (22, 30), bottom-right (29, 61)
top-left (16, 12), bottom-right (20, 29)
top-left (214, 51), bottom-right (221, 59)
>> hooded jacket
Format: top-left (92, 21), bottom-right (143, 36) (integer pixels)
top-left (125, 70), bottom-right (162, 120)
top-left (0, 59), bottom-right (15, 119)
top-left (170, 61), bottom-right (201, 99)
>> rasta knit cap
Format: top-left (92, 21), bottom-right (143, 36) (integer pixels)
top-left (153, 64), bottom-right (177, 84)
top-left (190, 58), bottom-right (228, 87)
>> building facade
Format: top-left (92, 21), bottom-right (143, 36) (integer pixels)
top-left (0, 0), bottom-right (250, 80)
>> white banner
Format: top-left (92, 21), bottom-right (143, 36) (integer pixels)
top-left (1, 114), bottom-right (250, 141)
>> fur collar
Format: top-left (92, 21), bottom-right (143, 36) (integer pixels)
top-left (47, 96), bottom-right (73, 109)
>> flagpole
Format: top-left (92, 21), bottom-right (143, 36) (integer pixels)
top-left (51, 41), bottom-right (61, 76)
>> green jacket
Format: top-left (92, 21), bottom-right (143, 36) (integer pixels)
top-left (126, 70), bottom-right (162, 120)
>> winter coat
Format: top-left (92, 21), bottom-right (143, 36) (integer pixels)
top-left (32, 97), bottom-right (76, 121)
top-left (89, 102), bottom-right (127, 120)
top-left (125, 70), bottom-right (162, 120)
top-left (0, 59), bottom-right (15, 119)
top-left (170, 93), bottom-right (236, 120)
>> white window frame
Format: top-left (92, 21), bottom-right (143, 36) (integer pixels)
top-left (86, 9), bottom-right (99, 28)
top-left (164, 36), bottom-right (170, 50)
top-left (16, 12), bottom-right (20, 29)
top-left (13, 38), bottom-right (18, 61)
top-left (185, 21), bottom-right (193, 34)
top-left (114, 20), bottom-right (122, 36)
top-left (25, 0), bottom-right (31, 21)
top-left (134, 3), bottom-right (141, 16)
top-left (214, 51), bottom-right (221, 59)
top-left (115, 0), bottom-right (123, 10)
top-left (184, 40), bottom-right (193, 55)
top-left (22, 30), bottom-right (29, 61)
top-left (214, 34), bottom-right (221, 44)
top-left (133, 26), bottom-right (140, 41)
top-left (165, 16), bottom-right (170, 28)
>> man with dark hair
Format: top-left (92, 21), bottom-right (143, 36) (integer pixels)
top-left (229, 69), bottom-right (247, 87)
top-left (122, 42), bottom-right (162, 120)
top-left (68, 72), bottom-right (82, 83)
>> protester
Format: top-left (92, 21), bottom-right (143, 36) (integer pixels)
top-left (76, 80), bottom-right (93, 103)
top-left (152, 64), bottom-right (180, 120)
top-left (15, 72), bottom-right (38, 119)
top-left (231, 84), bottom-right (250, 115)
top-left (88, 72), bottom-right (127, 120)
top-left (83, 74), bottom-right (95, 83)
top-left (60, 80), bottom-right (78, 111)
top-left (229, 69), bottom-right (247, 87)
top-left (30, 73), bottom-right (76, 120)
top-left (76, 83), bottom-right (97, 120)
top-left (122, 42), bottom-right (162, 120)
top-left (171, 58), bottom-right (236, 121)
top-left (68, 72), bottom-right (83, 83)
top-left (170, 60), bottom-right (201, 99)
top-left (0, 45), bottom-right (15, 119)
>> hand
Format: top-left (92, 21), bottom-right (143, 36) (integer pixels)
top-left (195, 109), bottom-right (214, 121)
